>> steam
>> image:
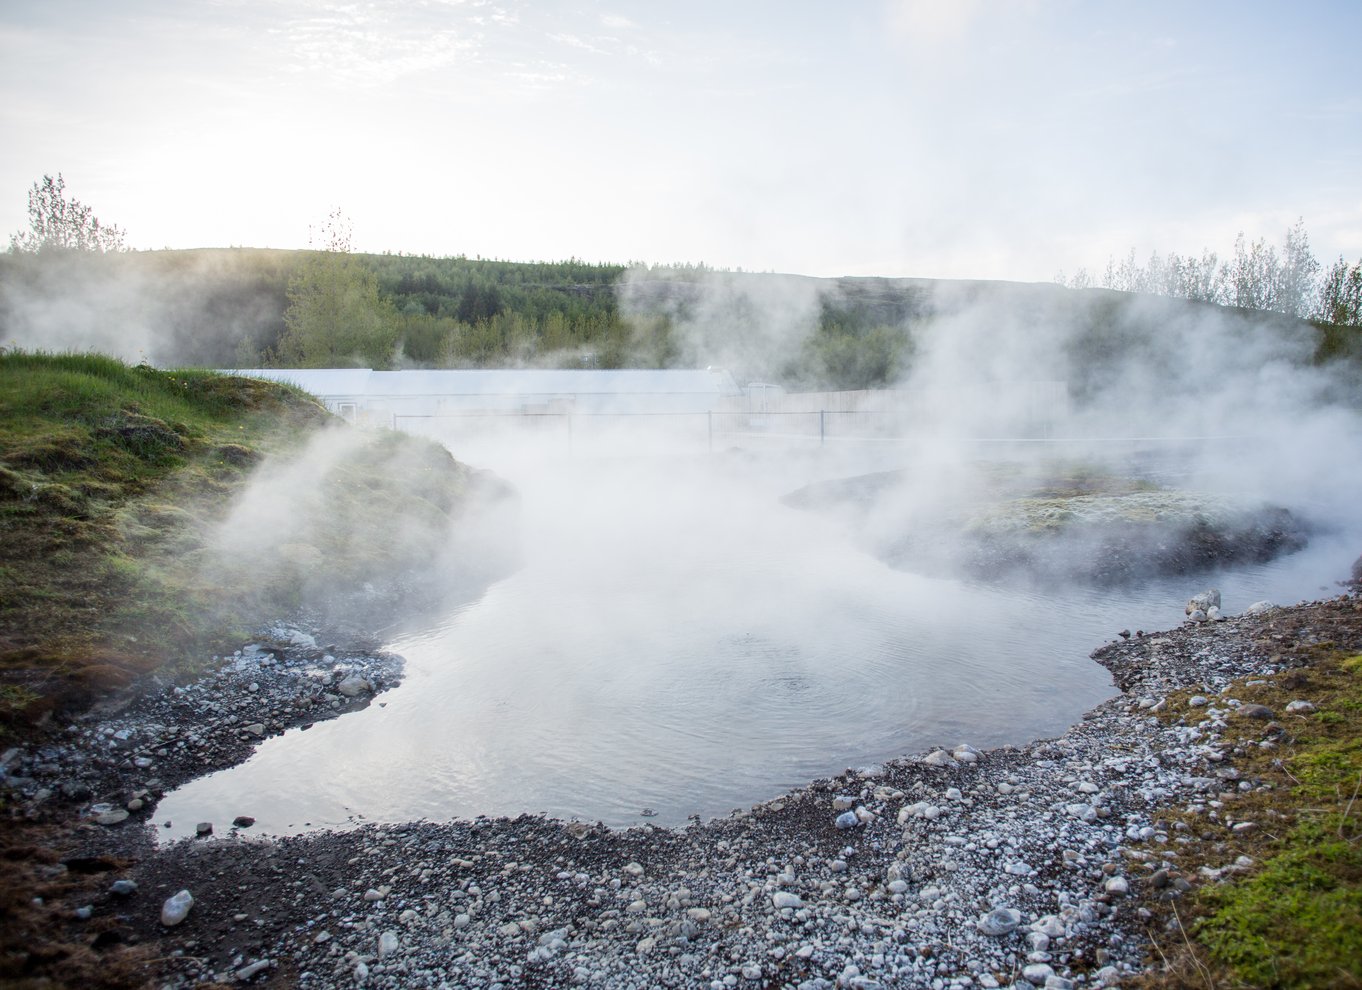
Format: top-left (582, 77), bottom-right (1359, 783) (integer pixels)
top-left (201, 424), bottom-right (516, 638)
top-left (0, 250), bottom-right (284, 366)
top-left (617, 266), bottom-right (826, 381)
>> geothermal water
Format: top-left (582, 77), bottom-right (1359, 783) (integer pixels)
top-left (155, 430), bottom-right (1360, 840)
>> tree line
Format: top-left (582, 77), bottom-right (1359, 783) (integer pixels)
top-left (1059, 218), bottom-right (1362, 327)
top-left (4, 175), bottom-right (1358, 389)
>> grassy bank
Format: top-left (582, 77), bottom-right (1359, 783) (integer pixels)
top-left (1138, 617), bottom-right (1362, 988)
top-left (0, 352), bottom-right (484, 732)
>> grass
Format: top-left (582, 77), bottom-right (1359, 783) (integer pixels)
top-left (0, 351), bottom-right (480, 734)
top-left (1135, 646), bottom-right (1362, 989)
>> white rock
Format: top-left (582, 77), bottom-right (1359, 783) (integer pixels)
top-left (377, 930), bottom-right (399, 957)
top-left (832, 795), bottom-right (856, 811)
top-left (1104, 876), bottom-right (1129, 895)
top-left (1022, 962), bottom-right (1055, 984)
top-left (1243, 600), bottom-right (1275, 615)
top-left (1285, 700), bottom-right (1316, 713)
top-left (772, 892), bottom-right (804, 910)
top-left (921, 749), bottom-right (957, 767)
top-left (336, 675), bottom-right (371, 698)
top-left (160, 889), bottom-right (194, 926)
top-left (834, 811), bottom-right (860, 829)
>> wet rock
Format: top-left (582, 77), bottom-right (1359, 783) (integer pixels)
top-left (1186, 589), bottom-right (1221, 614)
top-left (109, 879), bottom-right (138, 897)
top-left (91, 804), bottom-right (129, 826)
top-left (233, 815), bottom-right (256, 828)
top-left (336, 675), bottom-right (372, 698)
top-left (196, 821), bottom-right (213, 837)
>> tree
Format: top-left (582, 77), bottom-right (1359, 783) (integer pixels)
top-left (9, 173), bottom-right (127, 252)
top-left (1318, 256), bottom-right (1362, 326)
top-left (273, 210), bottom-right (399, 368)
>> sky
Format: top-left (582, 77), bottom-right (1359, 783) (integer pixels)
top-left (2, 0), bottom-right (1360, 281)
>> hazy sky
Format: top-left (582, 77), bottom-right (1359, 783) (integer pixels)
top-left (2, 0), bottom-right (1359, 280)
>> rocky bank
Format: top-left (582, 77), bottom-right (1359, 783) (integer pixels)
top-left (3, 585), bottom-right (1360, 989)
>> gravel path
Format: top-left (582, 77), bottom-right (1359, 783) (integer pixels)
top-left (5, 593), bottom-right (1361, 989)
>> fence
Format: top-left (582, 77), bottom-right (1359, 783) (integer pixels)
top-left (390, 405), bottom-right (1121, 459)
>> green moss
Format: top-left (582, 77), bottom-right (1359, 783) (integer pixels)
top-left (0, 351), bottom-right (482, 728)
top-left (1148, 646), bottom-right (1362, 989)
top-left (1196, 837), bottom-right (1362, 988)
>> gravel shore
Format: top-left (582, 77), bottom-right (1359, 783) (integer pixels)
top-left (4, 591), bottom-right (1361, 989)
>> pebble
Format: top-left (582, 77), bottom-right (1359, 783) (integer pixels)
top-left (160, 889), bottom-right (194, 927)
top-left (235, 959), bottom-right (271, 981)
top-left (834, 811), bottom-right (860, 829)
top-left (109, 879), bottom-right (138, 896)
top-left (196, 822), bottom-right (213, 837)
top-left (233, 815), bottom-right (256, 828)
top-left (772, 892), bottom-right (804, 910)
top-left (977, 907), bottom-right (1021, 936)
top-left (336, 675), bottom-right (372, 698)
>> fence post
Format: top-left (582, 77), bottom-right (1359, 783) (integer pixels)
top-left (820, 409), bottom-right (825, 447)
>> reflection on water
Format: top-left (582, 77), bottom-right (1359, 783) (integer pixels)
top-left (155, 445), bottom-right (1359, 840)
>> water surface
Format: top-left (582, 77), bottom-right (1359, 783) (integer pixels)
top-left (155, 440), bottom-right (1357, 839)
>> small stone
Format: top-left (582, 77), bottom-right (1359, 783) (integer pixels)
top-left (377, 930), bottom-right (399, 958)
top-left (160, 889), bottom-right (194, 926)
top-left (74, 905), bottom-right (93, 920)
top-left (125, 798), bottom-right (144, 812)
top-left (772, 891), bottom-right (804, 910)
top-left (1243, 600), bottom-right (1275, 616)
top-left (686, 908), bottom-right (711, 922)
top-left (336, 675), bottom-right (371, 698)
top-left (195, 822), bottom-right (213, 837)
top-left (232, 816), bottom-right (256, 828)
top-left (1186, 589), bottom-right (1221, 614)
top-left (94, 808), bottom-right (129, 826)
top-left (1104, 876), bottom-right (1129, 895)
top-left (242, 723), bottom-right (266, 737)
top-left (623, 861), bottom-right (645, 877)
top-left (834, 811), bottom-right (860, 829)
top-left (742, 964), bottom-right (762, 980)
top-left (236, 959), bottom-right (271, 981)
top-left (977, 907), bottom-right (1021, 936)
top-left (109, 879), bottom-right (138, 896)
top-left (1187, 609), bottom-right (1208, 623)
top-left (921, 749), bottom-right (957, 767)
top-left (1239, 704), bottom-right (1274, 720)
top-left (1188, 695), bottom-right (1209, 707)
top-left (1232, 821), bottom-right (1258, 834)
top-left (1284, 700), bottom-right (1316, 714)
top-left (832, 795), bottom-right (855, 811)
top-left (1022, 962), bottom-right (1055, 984)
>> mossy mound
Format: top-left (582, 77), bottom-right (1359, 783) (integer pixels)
top-left (785, 463), bottom-right (1309, 586)
top-left (0, 353), bottom-right (509, 732)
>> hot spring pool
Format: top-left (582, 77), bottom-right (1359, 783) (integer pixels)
top-left (154, 445), bottom-right (1358, 839)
